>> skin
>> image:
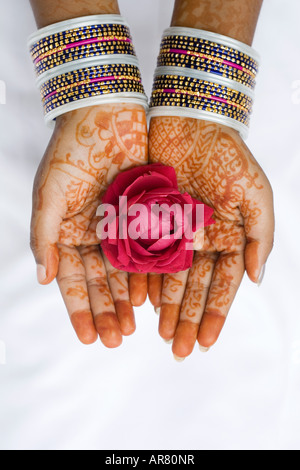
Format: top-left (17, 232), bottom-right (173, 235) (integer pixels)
top-left (148, 0), bottom-right (275, 359)
top-left (30, 0), bottom-right (121, 28)
top-left (170, 0), bottom-right (263, 45)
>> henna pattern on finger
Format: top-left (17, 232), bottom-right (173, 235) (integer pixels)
top-left (180, 253), bottom-right (216, 319)
top-left (66, 285), bottom-right (89, 300)
top-left (161, 275), bottom-right (184, 303)
top-left (207, 253), bottom-right (240, 309)
top-left (58, 244), bottom-right (83, 268)
top-left (108, 272), bottom-right (128, 297)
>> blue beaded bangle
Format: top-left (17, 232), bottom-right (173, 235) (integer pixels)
top-left (161, 36), bottom-right (258, 75)
top-left (157, 54), bottom-right (256, 89)
top-left (150, 97), bottom-right (250, 127)
top-left (151, 75), bottom-right (253, 110)
top-left (34, 41), bottom-right (136, 77)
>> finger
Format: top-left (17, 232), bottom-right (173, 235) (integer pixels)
top-left (159, 270), bottom-right (189, 342)
top-left (56, 245), bottom-right (98, 345)
top-left (79, 246), bottom-right (123, 348)
top-left (103, 255), bottom-right (136, 336)
top-left (31, 176), bottom-right (65, 285)
top-left (148, 274), bottom-right (163, 310)
top-left (171, 253), bottom-right (216, 359)
top-left (241, 178), bottom-right (275, 284)
top-left (197, 251), bottom-right (245, 349)
top-left (128, 273), bottom-right (148, 307)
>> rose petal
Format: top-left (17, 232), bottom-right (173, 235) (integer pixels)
top-left (102, 163), bottom-right (178, 205)
top-left (123, 173), bottom-right (175, 200)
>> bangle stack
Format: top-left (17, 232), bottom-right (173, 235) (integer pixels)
top-left (28, 15), bottom-right (148, 126)
top-left (149, 27), bottom-right (260, 139)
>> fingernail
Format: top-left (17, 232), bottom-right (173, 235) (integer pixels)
top-left (164, 339), bottom-right (173, 344)
top-left (154, 307), bottom-right (161, 315)
top-left (199, 345), bottom-right (210, 353)
top-left (257, 264), bottom-right (266, 287)
top-left (37, 264), bottom-right (47, 284)
top-left (173, 354), bottom-right (185, 362)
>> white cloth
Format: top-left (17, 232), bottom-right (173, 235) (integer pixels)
top-left (0, 0), bottom-right (300, 450)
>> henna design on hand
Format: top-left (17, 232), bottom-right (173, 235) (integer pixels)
top-left (31, 104), bottom-right (148, 345)
top-left (149, 116), bottom-right (274, 355)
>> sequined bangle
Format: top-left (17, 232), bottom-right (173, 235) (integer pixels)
top-left (28, 15), bottom-right (148, 125)
top-left (157, 30), bottom-right (258, 90)
top-left (41, 64), bottom-right (144, 115)
top-left (158, 53), bottom-right (256, 90)
top-left (160, 35), bottom-right (258, 75)
top-left (149, 27), bottom-right (259, 139)
top-left (30, 22), bottom-right (136, 78)
top-left (33, 40), bottom-right (136, 77)
top-left (30, 23), bottom-right (132, 57)
top-left (150, 96), bottom-right (250, 128)
top-left (152, 75), bottom-right (253, 111)
top-left (41, 62), bottom-right (141, 96)
top-left (151, 80), bottom-right (251, 126)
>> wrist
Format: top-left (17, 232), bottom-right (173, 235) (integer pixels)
top-left (170, 0), bottom-right (263, 45)
top-left (30, 0), bottom-right (120, 29)
top-left (54, 102), bottom-right (146, 130)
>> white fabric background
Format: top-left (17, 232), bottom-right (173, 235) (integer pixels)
top-left (0, 0), bottom-right (300, 450)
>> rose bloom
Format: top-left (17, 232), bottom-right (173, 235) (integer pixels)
top-left (99, 164), bottom-right (215, 273)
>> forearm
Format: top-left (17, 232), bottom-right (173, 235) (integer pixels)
top-left (171, 0), bottom-right (263, 45)
top-left (29, 0), bottom-right (120, 28)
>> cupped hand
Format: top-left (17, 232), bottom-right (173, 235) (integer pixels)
top-left (30, 104), bottom-right (148, 346)
top-left (148, 117), bottom-right (275, 359)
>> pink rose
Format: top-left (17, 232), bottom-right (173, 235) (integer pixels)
top-left (99, 164), bottom-right (215, 273)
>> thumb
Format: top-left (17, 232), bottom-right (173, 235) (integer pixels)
top-left (30, 186), bottom-right (65, 285)
top-left (242, 181), bottom-right (275, 285)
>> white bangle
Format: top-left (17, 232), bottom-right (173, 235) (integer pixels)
top-left (45, 93), bottom-right (149, 128)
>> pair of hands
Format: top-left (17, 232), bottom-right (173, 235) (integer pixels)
top-left (30, 103), bottom-right (274, 359)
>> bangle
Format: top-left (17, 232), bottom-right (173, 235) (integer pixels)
top-left (28, 15), bottom-right (148, 126)
top-left (30, 24), bottom-right (135, 78)
top-left (149, 27), bottom-right (259, 139)
top-left (158, 52), bottom-right (256, 89)
top-left (41, 64), bottom-right (144, 116)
